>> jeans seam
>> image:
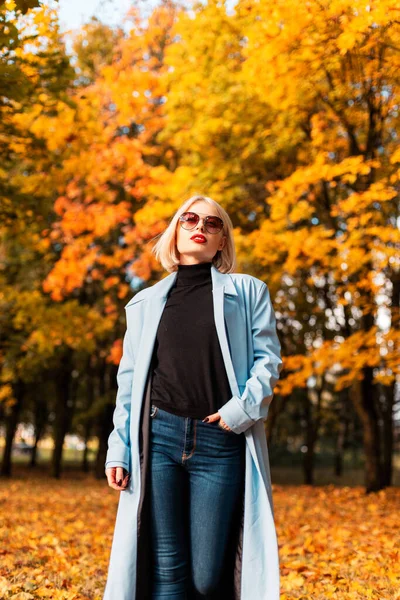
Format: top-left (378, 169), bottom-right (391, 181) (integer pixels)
top-left (182, 418), bottom-right (196, 462)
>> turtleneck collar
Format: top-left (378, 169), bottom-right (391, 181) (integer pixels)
top-left (175, 261), bottom-right (212, 286)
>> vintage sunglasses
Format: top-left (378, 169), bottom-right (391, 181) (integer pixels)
top-left (179, 211), bottom-right (224, 234)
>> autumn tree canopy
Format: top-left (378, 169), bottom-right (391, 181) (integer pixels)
top-left (0, 0), bottom-right (399, 491)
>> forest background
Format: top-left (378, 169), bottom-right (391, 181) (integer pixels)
top-left (0, 0), bottom-right (399, 598)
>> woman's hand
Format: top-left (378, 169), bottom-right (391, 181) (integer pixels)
top-left (106, 466), bottom-right (130, 491)
top-left (202, 411), bottom-right (233, 432)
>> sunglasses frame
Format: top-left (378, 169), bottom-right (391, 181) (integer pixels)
top-left (179, 211), bottom-right (224, 235)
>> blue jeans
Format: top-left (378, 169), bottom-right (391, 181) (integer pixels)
top-left (149, 404), bottom-right (245, 599)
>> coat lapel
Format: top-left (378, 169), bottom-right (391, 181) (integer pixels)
top-left (210, 267), bottom-right (241, 398)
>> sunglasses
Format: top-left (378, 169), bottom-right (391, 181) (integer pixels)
top-left (179, 211), bottom-right (224, 234)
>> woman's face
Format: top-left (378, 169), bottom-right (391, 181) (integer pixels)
top-left (175, 200), bottom-right (227, 265)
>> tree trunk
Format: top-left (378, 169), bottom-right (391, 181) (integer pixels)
top-left (265, 393), bottom-right (287, 446)
top-left (381, 270), bottom-right (400, 487)
top-left (381, 382), bottom-right (395, 487)
top-left (51, 350), bottom-right (74, 479)
top-left (96, 402), bottom-right (115, 478)
top-left (82, 423), bottom-right (92, 473)
top-left (351, 374), bottom-right (383, 493)
top-left (30, 421), bottom-right (44, 468)
top-left (302, 384), bottom-right (322, 485)
top-left (334, 421), bottom-right (346, 478)
top-left (95, 361), bottom-right (118, 479)
top-left (30, 393), bottom-right (48, 468)
top-left (0, 380), bottom-right (25, 477)
top-left (334, 390), bottom-right (350, 477)
top-left (81, 356), bottom-right (95, 474)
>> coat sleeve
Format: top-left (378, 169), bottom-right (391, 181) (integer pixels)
top-left (104, 323), bottom-right (135, 473)
top-left (217, 282), bottom-right (283, 435)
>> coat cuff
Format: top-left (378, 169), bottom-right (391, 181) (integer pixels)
top-left (105, 445), bottom-right (130, 469)
top-left (217, 396), bottom-right (256, 434)
top-left (105, 460), bottom-right (129, 473)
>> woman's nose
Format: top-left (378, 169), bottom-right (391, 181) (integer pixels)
top-left (195, 219), bottom-right (206, 230)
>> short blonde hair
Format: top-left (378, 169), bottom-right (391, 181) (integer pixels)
top-left (151, 195), bottom-right (237, 273)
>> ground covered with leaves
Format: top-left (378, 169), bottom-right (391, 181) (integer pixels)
top-left (0, 472), bottom-right (398, 599)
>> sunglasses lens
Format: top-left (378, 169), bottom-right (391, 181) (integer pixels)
top-left (180, 212), bottom-right (199, 229)
top-left (205, 217), bottom-right (223, 233)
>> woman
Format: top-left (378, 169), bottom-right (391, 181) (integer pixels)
top-left (103, 195), bottom-right (283, 600)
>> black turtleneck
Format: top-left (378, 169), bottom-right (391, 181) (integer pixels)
top-left (150, 261), bottom-right (233, 419)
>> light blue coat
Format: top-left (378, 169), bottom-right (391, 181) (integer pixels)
top-left (103, 264), bottom-right (283, 600)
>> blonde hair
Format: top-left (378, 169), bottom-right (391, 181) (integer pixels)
top-left (151, 195), bottom-right (237, 273)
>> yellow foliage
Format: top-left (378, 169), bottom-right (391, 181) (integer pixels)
top-left (2, 0), bottom-right (399, 413)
